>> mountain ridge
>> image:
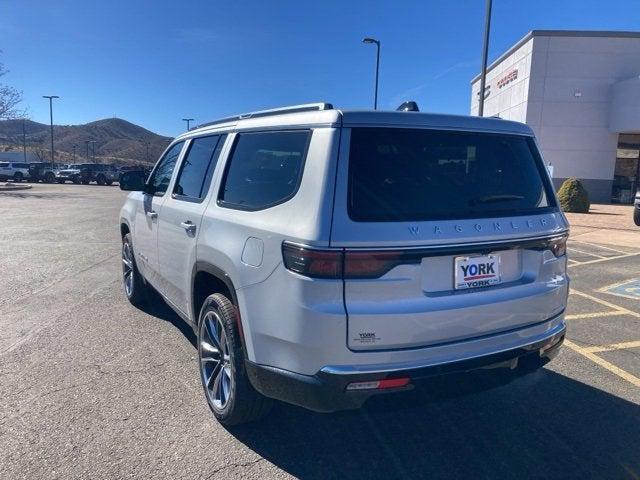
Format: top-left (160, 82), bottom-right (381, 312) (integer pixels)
top-left (0, 118), bottom-right (172, 165)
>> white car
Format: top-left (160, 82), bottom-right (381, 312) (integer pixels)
top-left (119, 103), bottom-right (569, 425)
top-left (0, 161), bottom-right (31, 182)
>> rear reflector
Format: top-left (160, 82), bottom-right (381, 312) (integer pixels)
top-left (346, 377), bottom-right (410, 391)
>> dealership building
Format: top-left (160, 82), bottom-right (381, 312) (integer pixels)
top-left (470, 30), bottom-right (640, 203)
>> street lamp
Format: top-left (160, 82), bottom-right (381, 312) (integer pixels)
top-left (362, 37), bottom-right (381, 110)
top-left (90, 141), bottom-right (97, 161)
top-left (85, 140), bottom-right (90, 160)
top-left (182, 118), bottom-right (194, 131)
top-left (143, 140), bottom-right (151, 162)
top-left (72, 144), bottom-right (77, 163)
top-left (42, 95), bottom-right (60, 168)
top-left (22, 119), bottom-right (27, 162)
top-left (478, 0), bottom-right (493, 117)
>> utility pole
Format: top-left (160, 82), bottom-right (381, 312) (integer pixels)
top-left (90, 141), bottom-right (97, 161)
top-left (362, 37), bottom-right (381, 110)
top-left (72, 144), bottom-right (77, 163)
top-left (182, 118), bottom-right (194, 131)
top-left (42, 95), bottom-right (60, 168)
top-left (478, 0), bottom-right (492, 117)
top-left (144, 141), bottom-right (150, 162)
top-left (22, 119), bottom-right (27, 162)
top-left (85, 140), bottom-right (90, 160)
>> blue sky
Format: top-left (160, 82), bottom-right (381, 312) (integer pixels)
top-left (2, 0), bottom-right (640, 136)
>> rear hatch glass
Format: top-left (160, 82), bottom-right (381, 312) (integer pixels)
top-left (348, 127), bottom-right (554, 222)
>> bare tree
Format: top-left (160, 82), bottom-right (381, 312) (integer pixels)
top-left (0, 59), bottom-right (25, 120)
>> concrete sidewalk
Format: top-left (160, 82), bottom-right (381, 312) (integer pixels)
top-left (565, 204), bottom-right (639, 248)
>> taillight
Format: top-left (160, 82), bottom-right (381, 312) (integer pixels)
top-left (343, 251), bottom-right (405, 278)
top-left (282, 243), bottom-right (343, 279)
top-left (547, 235), bottom-right (567, 258)
top-left (282, 242), bottom-right (408, 279)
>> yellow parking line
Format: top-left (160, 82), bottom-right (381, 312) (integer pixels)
top-left (564, 310), bottom-right (625, 320)
top-left (567, 247), bottom-right (606, 259)
top-left (564, 339), bottom-right (640, 387)
top-left (570, 289), bottom-right (640, 318)
top-left (568, 252), bottom-right (640, 268)
top-left (570, 240), bottom-right (632, 255)
top-left (583, 340), bottom-right (640, 354)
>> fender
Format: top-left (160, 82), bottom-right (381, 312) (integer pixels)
top-left (191, 261), bottom-right (247, 356)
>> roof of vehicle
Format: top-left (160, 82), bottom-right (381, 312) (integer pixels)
top-left (177, 103), bottom-right (533, 141)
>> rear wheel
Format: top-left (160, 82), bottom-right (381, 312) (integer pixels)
top-left (634, 208), bottom-right (640, 227)
top-left (44, 172), bottom-right (55, 183)
top-left (121, 233), bottom-right (150, 307)
top-left (13, 172), bottom-right (23, 183)
top-left (72, 175), bottom-right (81, 184)
top-left (105, 180), bottom-right (113, 186)
top-left (57, 179), bottom-right (65, 184)
top-left (96, 174), bottom-right (106, 186)
top-left (198, 294), bottom-right (272, 426)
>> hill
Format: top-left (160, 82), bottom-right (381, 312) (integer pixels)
top-left (0, 118), bottom-right (172, 165)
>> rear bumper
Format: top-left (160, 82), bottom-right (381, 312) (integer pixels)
top-left (246, 322), bottom-right (565, 413)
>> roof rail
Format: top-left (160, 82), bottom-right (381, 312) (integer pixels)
top-left (194, 102), bottom-right (334, 130)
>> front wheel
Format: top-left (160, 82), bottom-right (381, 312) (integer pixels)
top-left (44, 172), bottom-right (55, 183)
top-left (121, 233), bottom-right (150, 306)
top-left (198, 294), bottom-right (272, 426)
top-left (634, 208), bottom-right (640, 227)
top-left (13, 172), bottom-right (23, 182)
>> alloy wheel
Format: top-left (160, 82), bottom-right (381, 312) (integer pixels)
top-left (199, 311), bottom-right (233, 411)
top-left (122, 241), bottom-right (134, 297)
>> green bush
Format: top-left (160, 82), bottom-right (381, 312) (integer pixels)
top-left (557, 177), bottom-right (590, 213)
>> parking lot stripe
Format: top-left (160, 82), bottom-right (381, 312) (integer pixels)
top-left (569, 240), bottom-right (632, 255)
top-left (564, 311), bottom-right (624, 320)
top-left (583, 340), bottom-right (640, 354)
top-left (568, 252), bottom-right (640, 268)
top-left (564, 339), bottom-right (640, 388)
top-left (567, 247), bottom-right (606, 259)
top-left (570, 289), bottom-right (640, 319)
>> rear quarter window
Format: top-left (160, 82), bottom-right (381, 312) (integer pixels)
top-left (218, 130), bottom-right (310, 211)
top-left (348, 127), bottom-right (555, 222)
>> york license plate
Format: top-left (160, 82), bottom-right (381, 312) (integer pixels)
top-left (454, 254), bottom-right (501, 290)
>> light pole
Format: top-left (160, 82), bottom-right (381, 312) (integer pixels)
top-left (72, 144), bottom-right (77, 163)
top-left (90, 141), bottom-right (97, 161)
top-left (478, 0), bottom-right (493, 117)
top-left (22, 119), bottom-right (27, 162)
top-left (143, 140), bottom-right (150, 162)
top-left (362, 37), bottom-right (380, 110)
top-left (182, 118), bottom-right (194, 131)
top-left (85, 140), bottom-right (90, 160)
top-left (42, 95), bottom-right (60, 168)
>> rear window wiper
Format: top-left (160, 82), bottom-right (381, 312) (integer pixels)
top-left (469, 194), bottom-right (525, 206)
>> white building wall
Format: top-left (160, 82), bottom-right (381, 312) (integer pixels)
top-left (471, 32), bottom-right (640, 203)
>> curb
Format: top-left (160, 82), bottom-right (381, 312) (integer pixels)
top-left (0, 183), bottom-right (33, 191)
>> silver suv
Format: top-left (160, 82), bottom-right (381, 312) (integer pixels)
top-left (119, 103), bottom-right (569, 425)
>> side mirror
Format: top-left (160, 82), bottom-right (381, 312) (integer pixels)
top-left (119, 170), bottom-right (146, 191)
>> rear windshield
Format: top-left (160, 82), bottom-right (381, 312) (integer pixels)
top-left (348, 127), bottom-right (555, 222)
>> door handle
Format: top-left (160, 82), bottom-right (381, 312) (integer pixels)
top-left (180, 221), bottom-right (196, 234)
top-left (146, 211), bottom-right (158, 219)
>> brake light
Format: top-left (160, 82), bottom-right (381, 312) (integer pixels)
top-left (343, 251), bottom-right (404, 278)
top-left (282, 243), bottom-right (343, 279)
top-left (282, 243), bottom-right (408, 279)
top-left (346, 377), bottom-right (410, 391)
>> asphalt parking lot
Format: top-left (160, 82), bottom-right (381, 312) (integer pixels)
top-left (1, 184), bottom-right (640, 480)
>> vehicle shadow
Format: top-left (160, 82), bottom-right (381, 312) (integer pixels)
top-left (136, 293), bottom-right (197, 347)
top-left (226, 368), bottom-right (640, 480)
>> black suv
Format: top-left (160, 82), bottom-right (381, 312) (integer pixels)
top-left (28, 163), bottom-right (67, 183)
top-left (78, 164), bottom-right (119, 185)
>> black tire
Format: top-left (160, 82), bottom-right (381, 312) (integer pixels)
top-left (13, 172), bottom-right (23, 183)
top-left (72, 175), bottom-right (81, 184)
top-left (81, 179), bottom-right (90, 185)
top-left (634, 208), bottom-right (640, 227)
top-left (44, 172), bottom-right (55, 183)
top-left (121, 233), bottom-right (150, 307)
top-left (105, 180), bottom-right (113, 186)
top-left (198, 293), bottom-right (272, 426)
top-left (57, 179), bottom-right (65, 184)
top-left (96, 174), bottom-right (106, 186)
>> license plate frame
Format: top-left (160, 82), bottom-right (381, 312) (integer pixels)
top-left (454, 254), bottom-right (501, 290)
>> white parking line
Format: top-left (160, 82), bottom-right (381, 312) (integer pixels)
top-left (564, 311), bottom-right (624, 320)
top-left (568, 252), bottom-right (640, 268)
top-left (567, 247), bottom-right (606, 259)
top-left (570, 240), bottom-right (631, 255)
top-left (583, 340), bottom-right (640, 354)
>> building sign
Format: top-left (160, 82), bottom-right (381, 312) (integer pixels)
top-left (497, 69), bottom-right (518, 88)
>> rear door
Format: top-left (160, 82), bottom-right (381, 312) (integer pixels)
top-left (133, 141), bottom-right (185, 287)
top-left (157, 134), bottom-right (227, 315)
top-left (331, 127), bottom-right (569, 351)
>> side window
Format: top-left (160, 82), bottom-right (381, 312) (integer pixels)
top-left (148, 141), bottom-right (184, 196)
top-left (173, 134), bottom-right (227, 201)
top-left (219, 130), bottom-right (310, 210)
